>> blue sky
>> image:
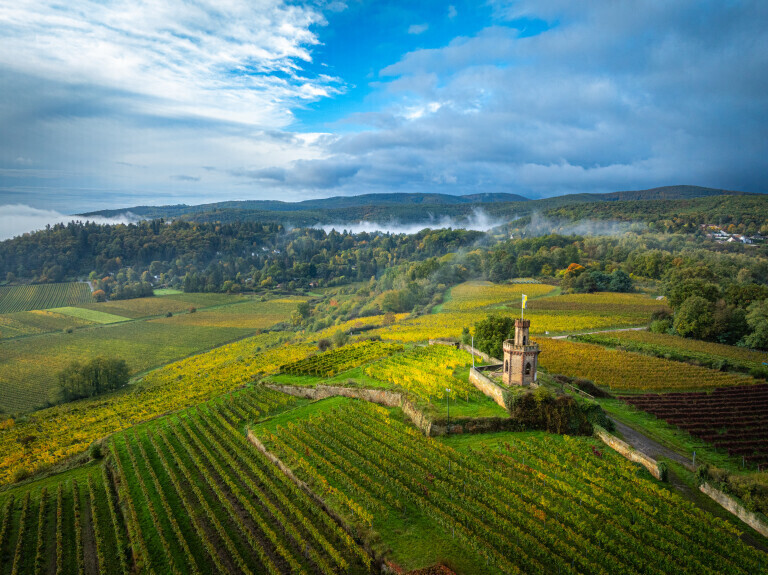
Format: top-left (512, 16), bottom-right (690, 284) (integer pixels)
top-left (0, 0), bottom-right (766, 219)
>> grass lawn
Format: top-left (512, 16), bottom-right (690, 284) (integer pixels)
top-left (153, 288), bottom-right (184, 295)
top-left (0, 321), bottom-right (260, 413)
top-left (48, 306), bottom-right (131, 324)
top-left (255, 395), bottom-right (348, 431)
top-left (267, 366), bottom-right (387, 388)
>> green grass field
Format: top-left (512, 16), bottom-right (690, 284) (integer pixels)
top-left (153, 288), bottom-right (184, 295)
top-left (76, 293), bottom-right (247, 319)
top-left (150, 298), bottom-right (305, 328)
top-left (0, 297), bottom-right (302, 414)
top-left (48, 306), bottom-right (131, 324)
top-left (0, 310), bottom-right (95, 339)
top-left (0, 282), bottom-right (93, 313)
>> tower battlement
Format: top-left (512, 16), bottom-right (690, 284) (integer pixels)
top-left (502, 318), bottom-right (540, 386)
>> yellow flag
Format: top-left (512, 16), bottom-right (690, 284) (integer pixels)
top-left (522, 294), bottom-right (528, 309)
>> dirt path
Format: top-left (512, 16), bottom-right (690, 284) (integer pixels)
top-left (610, 418), bottom-right (768, 553)
top-left (610, 419), bottom-right (694, 470)
top-left (551, 326), bottom-right (646, 340)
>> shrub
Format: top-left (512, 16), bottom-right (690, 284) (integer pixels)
top-left (166, 311), bottom-right (173, 317)
top-left (505, 388), bottom-right (594, 435)
top-left (332, 329), bottom-right (349, 348)
top-left (88, 441), bottom-right (103, 460)
top-left (11, 467), bottom-right (30, 483)
top-left (473, 315), bottom-right (515, 360)
top-left (579, 402), bottom-right (615, 431)
top-left (317, 338), bottom-right (332, 352)
top-left (552, 374), bottom-right (613, 398)
top-left (657, 461), bottom-right (669, 482)
top-left (650, 318), bottom-right (672, 333)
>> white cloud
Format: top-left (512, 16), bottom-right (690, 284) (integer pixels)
top-left (255, 2), bottom-right (768, 197)
top-left (408, 23), bottom-right (429, 35)
top-left (447, 6), bottom-right (458, 19)
top-left (0, 1), bottom-right (339, 128)
top-left (0, 205), bottom-right (140, 241)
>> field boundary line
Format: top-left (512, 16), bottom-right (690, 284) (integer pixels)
top-left (552, 326), bottom-right (647, 339)
top-left (245, 429), bottom-right (381, 570)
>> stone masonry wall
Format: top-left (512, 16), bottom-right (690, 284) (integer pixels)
top-left (468, 368), bottom-right (507, 409)
top-left (700, 483), bottom-right (768, 538)
top-left (594, 426), bottom-right (664, 480)
top-left (266, 384), bottom-right (514, 437)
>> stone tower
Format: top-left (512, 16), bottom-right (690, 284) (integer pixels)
top-left (502, 319), bottom-right (540, 386)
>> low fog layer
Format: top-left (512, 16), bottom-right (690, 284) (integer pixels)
top-left (318, 209), bottom-right (504, 235)
top-left (520, 213), bottom-right (647, 237)
top-left (0, 204), bottom-right (139, 241)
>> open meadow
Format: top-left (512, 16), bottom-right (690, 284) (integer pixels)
top-left (0, 295), bottom-right (304, 414)
top-left (0, 310), bottom-right (95, 340)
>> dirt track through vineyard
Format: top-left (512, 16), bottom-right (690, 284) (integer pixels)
top-left (611, 417), bottom-right (768, 553)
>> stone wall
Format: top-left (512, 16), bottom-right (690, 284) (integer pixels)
top-left (468, 368), bottom-right (507, 409)
top-left (266, 383), bottom-right (513, 437)
top-left (594, 426), bottom-right (665, 481)
top-left (700, 483), bottom-right (768, 538)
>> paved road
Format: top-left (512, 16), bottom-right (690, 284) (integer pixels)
top-left (551, 326), bottom-right (646, 340)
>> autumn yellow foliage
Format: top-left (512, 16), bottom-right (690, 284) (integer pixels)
top-left (537, 337), bottom-right (759, 392)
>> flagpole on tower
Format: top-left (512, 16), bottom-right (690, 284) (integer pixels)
top-left (521, 293), bottom-right (527, 320)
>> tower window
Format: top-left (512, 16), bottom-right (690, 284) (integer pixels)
top-left (523, 336), bottom-right (527, 345)
top-left (525, 362), bottom-right (531, 375)
top-left (504, 360), bottom-right (508, 372)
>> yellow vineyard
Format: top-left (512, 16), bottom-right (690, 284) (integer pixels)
top-left (537, 337), bottom-right (760, 392)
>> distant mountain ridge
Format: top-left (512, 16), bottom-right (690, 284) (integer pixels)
top-left (78, 185), bottom-right (746, 222)
top-left (599, 185), bottom-right (746, 201)
top-left (79, 191), bottom-right (530, 218)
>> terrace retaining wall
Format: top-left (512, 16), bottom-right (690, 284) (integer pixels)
top-left (266, 384), bottom-right (515, 437)
top-left (594, 426), bottom-right (665, 481)
top-left (468, 368), bottom-right (507, 409)
top-left (699, 483), bottom-right (768, 538)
